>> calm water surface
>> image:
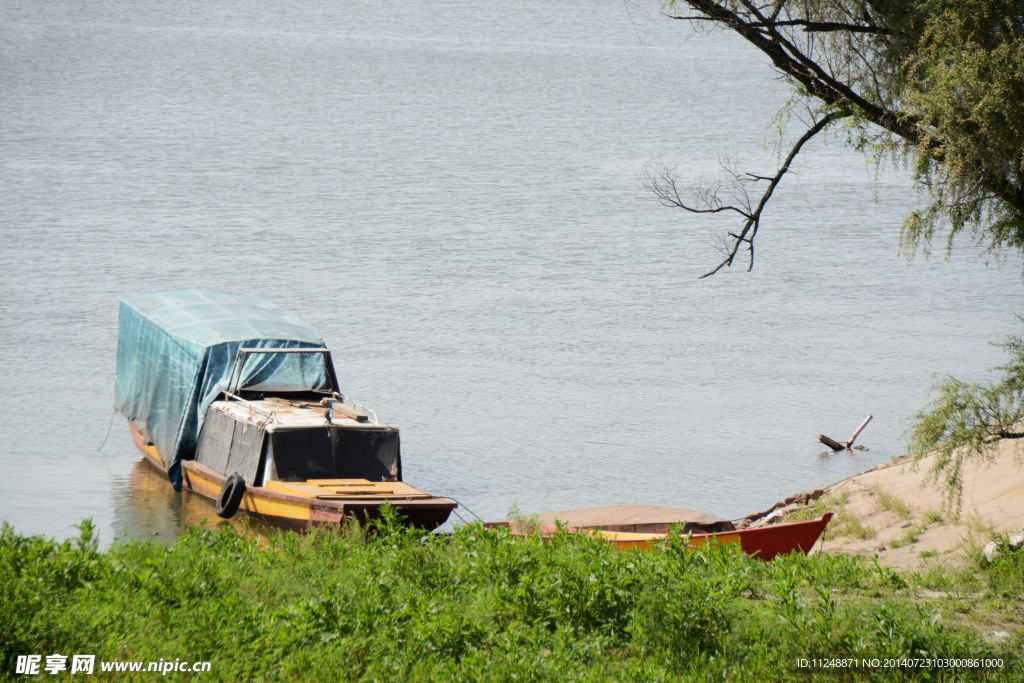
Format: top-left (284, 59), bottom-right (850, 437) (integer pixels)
top-left (2, 1), bottom-right (1021, 546)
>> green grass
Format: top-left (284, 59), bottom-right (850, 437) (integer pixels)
top-left (1, 510), bottom-right (1022, 681)
top-left (890, 508), bottom-right (947, 550)
top-left (955, 513), bottom-right (1001, 559)
top-left (874, 489), bottom-right (913, 520)
top-left (921, 508), bottom-right (945, 526)
top-left (889, 526), bottom-right (921, 549)
top-left (787, 494), bottom-right (876, 541)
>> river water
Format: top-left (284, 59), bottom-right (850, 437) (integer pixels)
top-left (2, 0), bottom-right (1021, 546)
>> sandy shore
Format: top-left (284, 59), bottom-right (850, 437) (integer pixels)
top-left (755, 439), bottom-right (1024, 572)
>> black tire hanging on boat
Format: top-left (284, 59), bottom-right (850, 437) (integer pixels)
top-left (215, 473), bottom-right (246, 519)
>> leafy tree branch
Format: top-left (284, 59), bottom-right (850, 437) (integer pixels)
top-left (658, 0), bottom-right (1024, 273)
top-left (905, 334), bottom-right (1024, 512)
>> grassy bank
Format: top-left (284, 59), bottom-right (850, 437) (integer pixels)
top-left (2, 510), bottom-right (1021, 681)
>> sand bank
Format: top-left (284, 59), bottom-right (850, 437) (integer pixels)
top-left (753, 440), bottom-right (1024, 572)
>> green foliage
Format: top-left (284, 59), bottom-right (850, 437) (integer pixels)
top-left (667, 0), bottom-right (1024, 268)
top-left (874, 489), bottom-right (914, 519)
top-left (898, 0), bottom-right (1024, 259)
top-left (3, 521), bottom-right (1022, 680)
top-left (785, 494), bottom-right (876, 540)
top-left (986, 537), bottom-right (1024, 598)
top-left (906, 333), bottom-right (1024, 511)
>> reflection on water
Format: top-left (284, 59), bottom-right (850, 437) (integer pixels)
top-left (111, 460), bottom-right (274, 545)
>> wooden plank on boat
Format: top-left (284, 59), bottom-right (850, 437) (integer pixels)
top-left (310, 480), bottom-right (428, 496)
top-left (263, 398), bottom-right (370, 422)
top-left (264, 479), bottom-right (433, 499)
top-left (321, 489), bottom-right (395, 495)
top-left (264, 481), bottom-right (327, 498)
top-left (314, 493), bottom-right (434, 500)
top-left (327, 401), bottom-right (370, 422)
top-left (527, 505), bottom-right (736, 534)
top-left (344, 482), bottom-right (431, 497)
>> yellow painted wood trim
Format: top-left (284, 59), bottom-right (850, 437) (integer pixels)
top-left (264, 479), bottom-right (432, 499)
top-left (185, 467), bottom-right (312, 523)
top-left (142, 442), bottom-right (166, 470)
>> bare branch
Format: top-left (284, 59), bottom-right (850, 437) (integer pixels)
top-left (697, 111), bottom-right (848, 278)
top-left (667, 14), bottom-right (891, 34)
top-left (643, 163), bottom-right (753, 218)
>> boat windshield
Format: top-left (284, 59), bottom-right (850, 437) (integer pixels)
top-left (229, 348), bottom-right (335, 396)
top-left (269, 427), bottom-right (401, 483)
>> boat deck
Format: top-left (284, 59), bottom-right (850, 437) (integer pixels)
top-left (501, 504), bottom-right (736, 534)
top-left (212, 396), bottom-right (383, 431)
top-left (263, 479), bottom-right (436, 500)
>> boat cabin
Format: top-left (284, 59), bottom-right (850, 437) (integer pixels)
top-left (194, 347), bottom-right (403, 488)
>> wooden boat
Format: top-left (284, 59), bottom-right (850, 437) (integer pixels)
top-left (486, 511), bottom-right (833, 560)
top-left (115, 290), bottom-right (456, 531)
top-left (523, 504), bottom-right (737, 534)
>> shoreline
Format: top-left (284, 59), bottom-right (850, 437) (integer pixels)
top-left (743, 439), bottom-right (1024, 572)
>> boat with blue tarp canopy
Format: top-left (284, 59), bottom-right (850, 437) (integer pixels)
top-left (115, 289), bottom-right (330, 489)
top-left (114, 289), bottom-right (456, 531)
top-left (113, 288), bottom-right (456, 532)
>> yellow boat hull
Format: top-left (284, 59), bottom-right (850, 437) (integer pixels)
top-left (130, 424), bottom-right (456, 530)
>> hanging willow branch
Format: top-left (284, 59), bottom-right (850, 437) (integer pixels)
top-left (659, 0), bottom-right (1024, 272)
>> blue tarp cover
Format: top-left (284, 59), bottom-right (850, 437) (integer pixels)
top-left (114, 289), bottom-right (330, 488)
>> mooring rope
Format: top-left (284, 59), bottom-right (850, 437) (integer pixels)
top-left (96, 407), bottom-right (116, 452)
top-left (445, 496), bottom-right (484, 523)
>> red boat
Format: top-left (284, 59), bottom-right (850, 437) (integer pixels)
top-left (486, 508), bottom-right (833, 561)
